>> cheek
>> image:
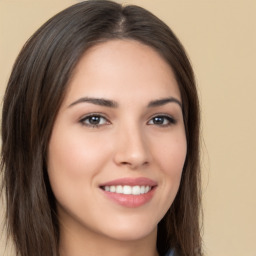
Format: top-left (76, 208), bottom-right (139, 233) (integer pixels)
top-left (48, 127), bottom-right (108, 173)
top-left (157, 132), bottom-right (186, 170)
top-left (46, 127), bottom-right (110, 202)
top-left (153, 131), bottom-right (187, 193)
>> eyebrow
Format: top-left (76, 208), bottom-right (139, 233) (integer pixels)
top-left (68, 96), bottom-right (182, 109)
top-left (68, 97), bottom-right (118, 108)
top-left (147, 97), bottom-right (182, 108)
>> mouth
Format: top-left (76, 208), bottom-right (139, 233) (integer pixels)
top-left (99, 177), bottom-right (157, 208)
top-left (100, 185), bottom-right (154, 195)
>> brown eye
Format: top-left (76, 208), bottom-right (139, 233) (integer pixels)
top-left (148, 115), bottom-right (176, 126)
top-left (80, 114), bottom-right (109, 127)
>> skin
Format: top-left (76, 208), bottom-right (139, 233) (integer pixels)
top-left (47, 39), bottom-right (187, 256)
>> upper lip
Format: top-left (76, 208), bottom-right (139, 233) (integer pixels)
top-left (99, 177), bottom-right (157, 187)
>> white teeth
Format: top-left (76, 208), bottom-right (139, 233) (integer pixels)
top-left (132, 186), bottom-right (140, 195)
top-left (102, 185), bottom-right (152, 195)
top-left (116, 185), bottom-right (123, 193)
top-left (123, 185), bottom-right (132, 194)
top-left (110, 186), bottom-right (116, 192)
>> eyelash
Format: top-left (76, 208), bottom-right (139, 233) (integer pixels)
top-left (147, 114), bottom-right (176, 127)
top-left (79, 113), bottom-right (176, 128)
top-left (79, 113), bottom-right (110, 128)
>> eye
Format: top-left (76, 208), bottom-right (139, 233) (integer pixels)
top-left (79, 114), bottom-right (110, 128)
top-left (147, 115), bottom-right (176, 127)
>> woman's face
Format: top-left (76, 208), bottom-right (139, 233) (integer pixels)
top-left (48, 40), bottom-right (187, 242)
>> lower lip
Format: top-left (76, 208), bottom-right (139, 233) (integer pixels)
top-left (101, 187), bottom-right (156, 208)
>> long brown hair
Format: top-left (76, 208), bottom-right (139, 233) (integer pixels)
top-left (1, 1), bottom-right (202, 255)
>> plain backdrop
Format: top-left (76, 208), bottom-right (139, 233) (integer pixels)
top-left (0, 0), bottom-right (255, 255)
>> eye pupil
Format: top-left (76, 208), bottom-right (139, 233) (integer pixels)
top-left (89, 116), bottom-right (100, 124)
top-left (153, 117), bottom-right (164, 124)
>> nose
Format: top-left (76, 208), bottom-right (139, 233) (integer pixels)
top-left (113, 123), bottom-right (150, 170)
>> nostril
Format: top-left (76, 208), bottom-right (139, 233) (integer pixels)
top-left (113, 135), bottom-right (150, 169)
top-left (119, 160), bottom-right (149, 170)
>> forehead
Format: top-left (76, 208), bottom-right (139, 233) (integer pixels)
top-left (64, 39), bottom-right (181, 105)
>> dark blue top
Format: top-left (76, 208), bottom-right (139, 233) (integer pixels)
top-left (164, 249), bottom-right (175, 256)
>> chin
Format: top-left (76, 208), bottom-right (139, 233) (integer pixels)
top-left (99, 219), bottom-right (158, 242)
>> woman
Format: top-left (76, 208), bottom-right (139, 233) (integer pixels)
top-left (1, 1), bottom-right (202, 255)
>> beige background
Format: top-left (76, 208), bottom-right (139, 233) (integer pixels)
top-left (0, 0), bottom-right (255, 255)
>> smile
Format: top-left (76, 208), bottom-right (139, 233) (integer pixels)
top-left (101, 185), bottom-right (152, 195)
top-left (99, 177), bottom-right (157, 207)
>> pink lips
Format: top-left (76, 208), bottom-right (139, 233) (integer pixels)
top-left (100, 177), bottom-right (157, 187)
top-left (99, 177), bottom-right (157, 208)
